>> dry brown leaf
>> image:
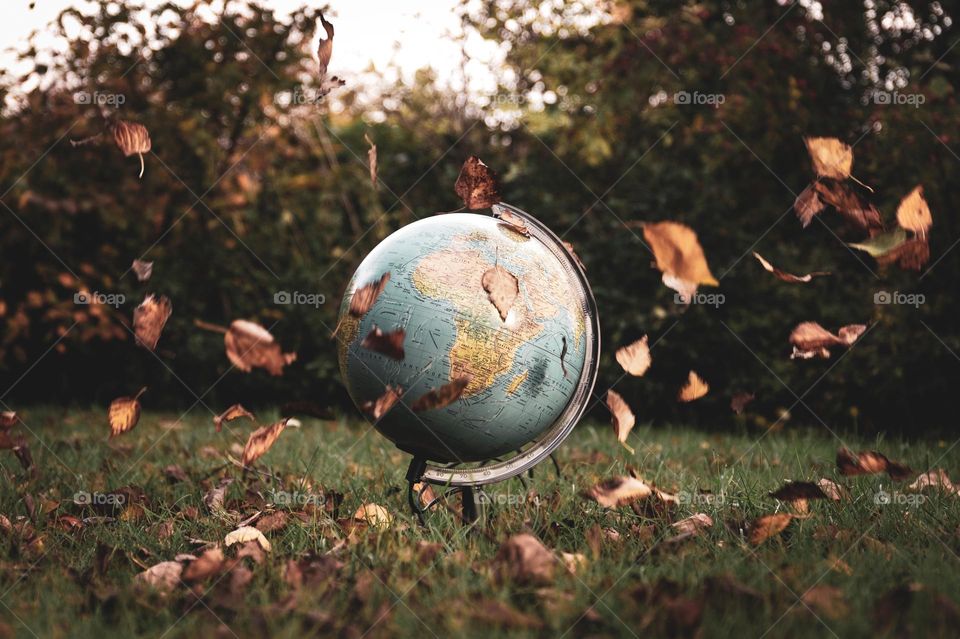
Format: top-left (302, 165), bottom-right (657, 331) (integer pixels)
top-left (769, 481), bottom-right (830, 502)
top-left (314, 12), bottom-right (345, 97)
top-left (348, 272), bottom-right (390, 318)
top-left (876, 236), bottom-right (930, 271)
top-left (753, 252), bottom-right (829, 283)
top-left (353, 503), bottom-right (392, 527)
top-left (794, 183), bottom-right (826, 227)
top-left (492, 204), bottom-right (530, 237)
top-left (748, 513), bottom-right (793, 545)
top-left (481, 265), bottom-right (519, 321)
top-left (108, 387), bottom-right (146, 438)
top-left (802, 585), bottom-right (849, 620)
top-left (182, 547), bottom-right (225, 583)
top-left (642, 221), bottom-right (718, 287)
top-left (730, 392), bottom-right (755, 415)
top-left (837, 448), bottom-right (913, 481)
top-left (812, 180), bottom-right (883, 232)
top-left (805, 137), bottom-right (853, 180)
top-left (494, 533), bottom-right (556, 585)
top-left (204, 478), bottom-right (233, 512)
top-left (364, 133), bottom-right (377, 188)
top-left (562, 241), bottom-right (586, 270)
top-left (678, 370), bottom-right (709, 402)
top-left (134, 561), bottom-right (182, 592)
top-left (361, 385), bottom-right (403, 420)
top-left (908, 469), bottom-right (959, 494)
top-left (606, 390), bottom-right (635, 453)
top-left (663, 272), bottom-right (699, 304)
top-left (112, 120), bottom-right (151, 178)
top-left (455, 156), bottom-right (501, 210)
top-left (411, 375), bottom-right (471, 412)
top-left (583, 476), bottom-right (654, 508)
top-left (789, 322), bottom-right (866, 359)
top-left (213, 404), bottom-right (255, 433)
top-left (241, 418), bottom-right (290, 467)
top-left (224, 320), bottom-right (296, 376)
top-left (896, 185), bottom-right (932, 237)
top-left (255, 510), bottom-right (290, 533)
top-left (131, 259), bottom-right (153, 282)
top-left (224, 525), bottom-right (272, 552)
top-left (361, 325), bottom-right (405, 360)
top-left (1, 411), bottom-right (17, 430)
top-left (670, 513), bottom-right (714, 539)
top-left (817, 478), bottom-right (846, 501)
top-left (615, 336), bottom-right (651, 376)
top-left (133, 294), bottom-right (171, 351)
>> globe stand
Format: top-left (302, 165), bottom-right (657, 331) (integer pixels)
top-left (406, 457), bottom-right (481, 525)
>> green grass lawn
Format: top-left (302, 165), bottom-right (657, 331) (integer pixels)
top-left (2, 408), bottom-right (960, 638)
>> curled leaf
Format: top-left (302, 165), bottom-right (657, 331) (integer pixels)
top-left (769, 481), bottom-right (830, 502)
top-left (131, 259), bottom-right (153, 282)
top-left (794, 184), bottom-right (826, 227)
top-left (789, 322), bottom-right (865, 360)
top-left (133, 294), bottom-right (171, 351)
top-left (134, 561), bottom-right (183, 592)
top-left (224, 525), bottom-right (272, 552)
top-left (353, 503), bottom-right (392, 527)
top-left (361, 385), bottom-right (403, 420)
top-left (836, 448), bottom-right (913, 481)
top-left (492, 204), bottom-right (530, 237)
top-left (112, 120), bottom-right (151, 178)
top-left (606, 390), bottom-right (635, 453)
top-left (108, 387), bottom-right (146, 438)
top-left (361, 325), bottom-right (405, 360)
top-left (349, 272), bottom-right (390, 318)
top-left (224, 320), bottom-right (296, 376)
top-left (213, 404), bottom-right (255, 433)
top-left (411, 375), bottom-right (471, 412)
top-left (455, 156), bottom-right (501, 210)
top-left (241, 418), bottom-right (290, 466)
top-left (753, 253), bottom-right (828, 283)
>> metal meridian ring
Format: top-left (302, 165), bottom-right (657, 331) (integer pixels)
top-left (419, 203), bottom-right (601, 487)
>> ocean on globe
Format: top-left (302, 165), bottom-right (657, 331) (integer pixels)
top-left (336, 211), bottom-right (591, 463)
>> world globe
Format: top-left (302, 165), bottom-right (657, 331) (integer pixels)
top-left (336, 204), bottom-right (600, 486)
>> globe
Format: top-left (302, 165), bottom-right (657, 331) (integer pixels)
top-left (336, 205), bottom-right (599, 478)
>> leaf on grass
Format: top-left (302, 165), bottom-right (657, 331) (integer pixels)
top-left (730, 392), bottom-right (755, 415)
top-left (182, 547), bottom-right (225, 583)
top-left (837, 448), bottom-right (913, 480)
top-left (162, 465), bottom-right (188, 483)
top-left (133, 294), bottom-right (171, 351)
top-left (583, 476), bottom-right (658, 508)
top-left (817, 478), bottom-right (846, 501)
top-left (108, 387), bottom-right (146, 438)
top-left (411, 375), bottom-right (471, 412)
top-left (134, 561), bottom-right (182, 593)
top-left (224, 525), bottom-right (272, 552)
top-left (789, 322), bottom-right (866, 360)
top-left (492, 204), bottom-right (530, 237)
top-left (361, 385), bottom-right (403, 420)
top-left (748, 513), bottom-right (793, 545)
top-left (241, 419), bottom-right (290, 466)
top-left (643, 221), bottom-right (718, 287)
top-left (908, 469), bottom-right (959, 495)
top-left (348, 272), bottom-right (390, 318)
top-left (213, 404), bottom-right (255, 433)
top-left (353, 503), bottom-right (392, 527)
top-left (455, 156), bottom-right (501, 210)
top-left (131, 259), bottom-right (153, 282)
top-left (112, 120), bottom-right (151, 178)
top-left (204, 478), bottom-right (234, 512)
top-left (805, 137), bottom-right (853, 180)
top-left (494, 533), bottom-right (556, 585)
top-left (668, 513), bottom-right (713, 542)
top-left (795, 183), bottom-right (826, 227)
top-left (802, 585), bottom-right (849, 620)
top-left (606, 390), bottom-right (635, 453)
top-left (678, 370), bottom-right (709, 402)
top-left (364, 133), bottom-right (377, 188)
top-left (616, 336), bottom-right (651, 376)
top-left (896, 185), bottom-right (932, 237)
top-left (256, 510), bottom-right (289, 533)
top-left (753, 252), bottom-right (829, 283)
top-left (769, 481), bottom-right (830, 502)
top-left (224, 320), bottom-right (296, 376)
top-left (481, 265), bottom-right (519, 321)
top-left (361, 325), bottom-right (405, 360)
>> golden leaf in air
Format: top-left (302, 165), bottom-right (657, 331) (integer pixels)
top-left (108, 387), bottom-right (146, 438)
top-left (224, 525), bottom-right (272, 552)
top-left (615, 336), bottom-right (652, 376)
top-left (133, 294), bottom-right (172, 351)
top-left (748, 513), bottom-right (793, 545)
top-left (789, 322), bottom-right (866, 360)
top-left (212, 404), bottom-right (255, 433)
top-left (315, 12), bottom-right (345, 99)
top-left (895, 185), bottom-right (932, 237)
top-left (364, 132), bottom-right (377, 188)
top-left (493, 533), bottom-right (556, 586)
top-left (361, 325), bottom-right (405, 360)
top-left (224, 320), bottom-right (296, 375)
top-left (804, 137), bottom-right (853, 180)
top-left (481, 265), bottom-right (519, 321)
top-left (361, 385), bottom-right (403, 420)
top-left (241, 418), bottom-right (290, 466)
top-left (662, 272), bottom-right (698, 304)
top-left (112, 120), bottom-right (151, 178)
top-left (606, 390), bottom-right (635, 453)
top-left (642, 221), bottom-right (718, 288)
top-left (455, 156), bottom-right (501, 210)
top-left (131, 259), bottom-right (153, 282)
top-left (836, 448), bottom-right (913, 480)
top-left (753, 252), bottom-right (829, 283)
top-left (794, 184), bottom-right (826, 227)
top-left (678, 370), bottom-right (709, 402)
top-left (812, 180), bottom-right (883, 232)
top-left (410, 375), bottom-right (471, 412)
top-left (730, 392), bottom-right (755, 415)
top-left (492, 204), bottom-right (530, 237)
top-left (349, 272), bottom-right (390, 318)
top-left (353, 503), bottom-right (393, 527)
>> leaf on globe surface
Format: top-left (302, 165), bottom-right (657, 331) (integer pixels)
top-left (481, 265), bottom-right (519, 321)
top-left (804, 137), bottom-right (853, 180)
top-left (353, 503), bottom-right (392, 527)
top-left (583, 476), bottom-right (653, 508)
top-left (908, 469), bottom-right (959, 495)
top-left (109, 387), bottom-right (146, 438)
top-left (1, 411), bottom-right (17, 430)
top-left (875, 237), bottom-right (930, 271)
top-left (455, 156), bottom-right (501, 210)
top-left (562, 240), bottom-right (586, 270)
top-left (361, 385), bottom-right (402, 420)
top-left (794, 183), bottom-right (826, 227)
top-left (753, 252), bottom-right (829, 283)
top-left (213, 404), bottom-right (255, 433)
top-left (642, 221), bottom-right (718, 287)
top-left (134, 560), bottom-right (183, 592)
top-left (112, 120), bottom-right (151, 178)
top-left (836, 448), bottom-right (913, 480)
top-left (224, 320), bottom-right (296, 375)
top-left (769, 481), bottom-right (830, 502)
top-left (133, 294), bottom-right (171, 351)
top-left (410, 375), bottom-right (471, 412)
top-left (789, 322), bottom-right (865, 360)
top-left (361, 325), bottom-right (405, 360)
top-left (678, 370), bottom-right (709, 402)
top-left (896, 185), bottom-right (932, 237)
top-left (662, 273), bottom-right (698, 304)
top-left (348, 272), bottom-right (390, 318)
top-left (493, 533), bottom-right (556, 585)
top-left (813, 180), bottom-right (883, 233)
top-left (492, 204), bottom-right (530, 237)
top-left (225, 525), bottom-right (272, 551)
top-left (364, 133), bottom-right (377, 188)
top-left (131, 259), bottom-right (153, 282)
top-left (748, 513), bottom-right (793, 545)
top-left (615, 336), bottom-right (651, 377)
top-left (606, 390), bottom-right (635, 453)
top-left (241, 418), bottom-right (290, 467)
top-left (730, 392), bottom-right (755, 415)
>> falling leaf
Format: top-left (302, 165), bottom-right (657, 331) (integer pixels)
top-left (813, 180), bottom-right (883, 232)
top-left (224, 320), bottom-right (296, 376)
top-left (730, 392), bottom-right (755, 415)
top-left (314, 12), bottom-right (345, 99)
top-left (353, 503), bottom-right (392, 527)
top-left (348, 272), bottom-right (390, 318)
top-left (794, 184), bottom-right (826, 227)
top-left (753, 253), bottom-right (829, 283)
top-left (455, 156), bottom-right (501, 210)
top-left (643, 221), bottom-right (718, 288)
top-left (616, 336), bottom-right (652, 377)
top-left (1, 411), bottom-right (17, 430)
top-left (805, 137), bottom-right (853, 180)
top-left (875, 237), bottom-right (930, 271)
top-left (606, 390), bottom-right (635, 454)
top-left (678, 370), bottom-right (709, 402)
top-left (837, 448), bottom-right (913, 481)
top-left (492, 204), bottom-right (530, 237)
top-left (241, 418), bottom-right (290, 466)
top-left (224, 526), bottom-right (272, 552)
top-left (112, 120), bottom-right (151, 178)
top-left (848, 227), bottom-right (909, 258)
top-left (494, 533), bottom-right (556, 585)
top-left (361, 325), bottom-right (405, 360)
top-left (769, 481), bottom-right (830, 502)
top-left (133, 294), bottom-right (171, 351)
top-left (896, 185), bottom-right (932, 237)
top-left (134, 561), bottom-right (183, 592)
top-left (802, 585), bottom-right (849, 620)
top-left (748, 513), bottom-right (793, 545)
top-left (562, 241), bottom-right (586, 270)
top-left (662, 272), bottom-right (698, 304)
top-left (481, 265), bottom-right (519, 321)
top-left (108, 387), bottom-right (146, 438)
top-left (131, 259), bottom-right (153, 282)
top-left (213, 404), bottom-right (255, 433)
top-left (411, 375), bottom-right (471, 412)
top-left (364, 133), bottom-right (377, 188)
top-left (361, 385), bottom-right (403, 420)
top-left (789, 322), bottom-right (866, 359)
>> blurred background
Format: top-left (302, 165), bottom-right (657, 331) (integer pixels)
top-left (0, 0), bottom-right (957, 435)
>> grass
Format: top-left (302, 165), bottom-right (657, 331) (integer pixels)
top-left (2, 408), bottom-right (960, 638)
